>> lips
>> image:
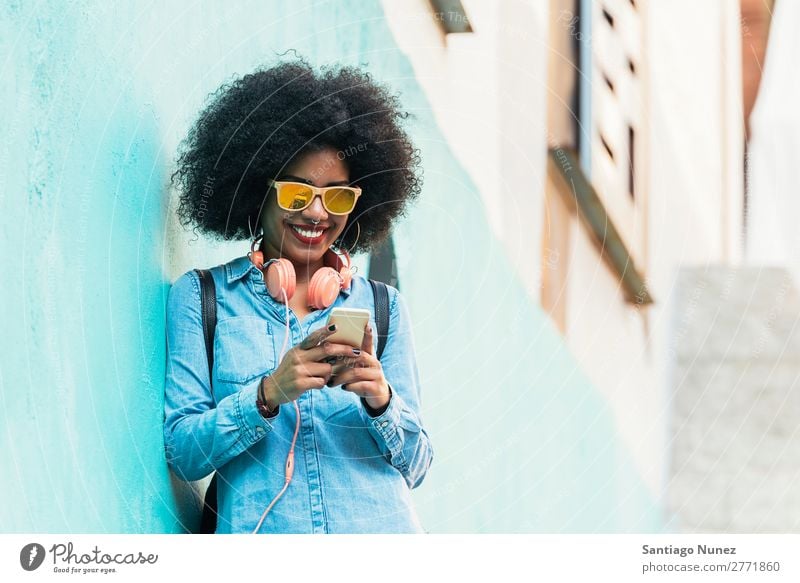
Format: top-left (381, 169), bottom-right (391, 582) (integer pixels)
top-left (287, 223), bottom-right (327, 245)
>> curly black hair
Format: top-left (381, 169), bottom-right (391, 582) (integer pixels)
top-left (171, 54), bottom-right (423, 254)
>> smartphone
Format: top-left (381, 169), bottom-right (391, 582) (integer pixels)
top-left (325, 308), bottom-right (370, 348)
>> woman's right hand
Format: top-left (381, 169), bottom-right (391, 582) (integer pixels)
top-left (260, 325), bottom-right (363, 409)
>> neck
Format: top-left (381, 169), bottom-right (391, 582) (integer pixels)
top-left (258, 240), bottom-right (326, 285)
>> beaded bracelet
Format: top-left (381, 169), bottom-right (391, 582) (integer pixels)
top-left (256, 376), bottom-right (279, 419)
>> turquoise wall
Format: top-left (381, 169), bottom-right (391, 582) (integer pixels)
top-left (0, 0), bottom-right (662, 532)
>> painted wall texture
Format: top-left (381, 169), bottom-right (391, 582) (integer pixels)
top-left (1, 0), bottom-right (662, 532)
top-left (669, 267), bottom-right (800, 532)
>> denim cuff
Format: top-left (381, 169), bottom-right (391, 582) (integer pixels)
top-left (235, 378), bottom-right (279, 444)
top-left (360, 384), bottom-right (407, 471)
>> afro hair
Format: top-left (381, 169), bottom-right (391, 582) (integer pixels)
top-left (171, 54), bottom-right (423, 254)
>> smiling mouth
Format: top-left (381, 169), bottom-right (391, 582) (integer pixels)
top-left (287, 223), bottom-right (327, 244)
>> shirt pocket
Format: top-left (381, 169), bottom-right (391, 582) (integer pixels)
top-left (212, 316), bottom-right (278, 399)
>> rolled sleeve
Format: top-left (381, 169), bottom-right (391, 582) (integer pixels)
top-left (359, 287), bottom-right (434, 489)
top-left (359, 384), bottom-right (407, 470)
top-left (235, 378), bottom-right (280, 442)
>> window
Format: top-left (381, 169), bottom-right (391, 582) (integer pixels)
top-left (586, 0), bottom-right (646, 267)
top-left (541, 0), bottom-right (652, 328)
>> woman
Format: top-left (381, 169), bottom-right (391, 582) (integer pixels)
top-left (164, 57), bottom-right (433, 534)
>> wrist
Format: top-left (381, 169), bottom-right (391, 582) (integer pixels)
top-left (362, 384), bottom-right (392, 416)
top-left (257, 376), bottom-right (279, 417)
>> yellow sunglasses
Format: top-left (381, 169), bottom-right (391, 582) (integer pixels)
top-left (270, 180), bottom-right (362, 215)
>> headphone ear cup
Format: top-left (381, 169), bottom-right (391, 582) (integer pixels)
top-left (248, 250), bottom-right (264, 270)
top-left (266, 258), bottom-right (296, 303)
top-left (339, 266), bottom-right (352, 291)
top-left (307, 267), bottom-right (341, 310)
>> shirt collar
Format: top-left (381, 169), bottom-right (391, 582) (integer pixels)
top-left (225, 254), bottom-right (352, 297)
top-left (226, 255), bottom-right (259, 284)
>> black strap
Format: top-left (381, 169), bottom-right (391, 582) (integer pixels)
top-left (194, 269), bottom-right (219, 534)
top-left (369, 279), bottom-right (390, 360)
top-left (362, 279), bottom-right (392, 417)
top-left (195, 269), bottom-right (217, 391)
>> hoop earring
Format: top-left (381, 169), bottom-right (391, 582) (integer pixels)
top-left (336, 221), bottom-right (361, 256)
top-left (248, 231), bottom-right (266, 269)
top-left (247, 215), bottom-right (258, 240)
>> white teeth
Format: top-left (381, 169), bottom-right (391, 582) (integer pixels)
top-left (291, 225), bottom-right (324, 238)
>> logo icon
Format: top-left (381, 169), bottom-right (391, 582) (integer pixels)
top-left (20, 543), bottom-right (46, 571)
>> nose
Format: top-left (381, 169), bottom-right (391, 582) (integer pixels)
top-left (302, 193), bottom-right (328, 222)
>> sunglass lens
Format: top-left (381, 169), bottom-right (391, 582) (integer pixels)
top-left (278, 183), bottom-right (314, 210)
top-left (324, 188), bottom-right (357, 213)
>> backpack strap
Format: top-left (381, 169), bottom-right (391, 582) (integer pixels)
top-left (195, 269), bottom-right (217, 391)
top-left (193, 269), bottom-right (219, 534)
top-left (369, 279), bottom-right (390, 360)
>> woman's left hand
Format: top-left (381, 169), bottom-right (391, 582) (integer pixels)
top-left (328, 323), bottom-right (390, 410)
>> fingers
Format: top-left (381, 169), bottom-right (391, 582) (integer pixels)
top-left (341, 380), bottom-right (386, 400)
top-left (304, 341), bottom-right (363, 363)
top-left (361, 322), bottom-right (374, 355)
top-left (297, 377), bottom-right (329, 391)
top-left (299, 325), bottom-right (337, 350)
top-left (327, 356), bottom-right (358, 386)
top-left (292, 324), bottom-right (377, 393)
top-left (270, 361), bottom-right (334, 394)
top-left (276, 372), bottom-right (329, 392)
top-left (329, 362), bottom-right (381, 387)
top-left (294, 361), bottom-right (334, 379)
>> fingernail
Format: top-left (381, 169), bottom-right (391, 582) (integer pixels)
top-left (352, 348), bottom-right (361, 356)
top-left (328, 324), bottom-right (336, 331)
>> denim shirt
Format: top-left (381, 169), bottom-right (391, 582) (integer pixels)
top-left (163, 255), bottom-right (434, 533)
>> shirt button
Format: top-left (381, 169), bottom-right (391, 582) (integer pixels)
top-left (380, 421), bottom-right (389, 428)
top-left (255, 426), bottom-right (266, 436)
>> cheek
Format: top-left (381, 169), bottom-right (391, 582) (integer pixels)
top-left (331, 221), bottom-right (349, 240)
top-left (261, 206), bottom-right (285, 230)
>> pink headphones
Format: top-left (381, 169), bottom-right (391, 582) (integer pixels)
top-left (247, 237), bottom-right (353, 309)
